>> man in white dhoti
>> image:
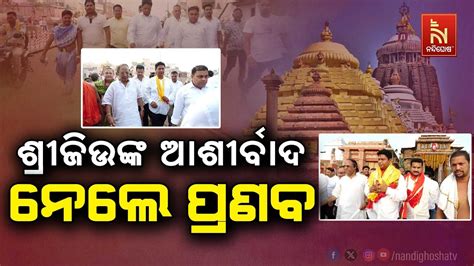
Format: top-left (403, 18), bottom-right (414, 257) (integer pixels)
top-left (399, 158), bottom-right (440, 219)
top-left (437, 150), bottom-right (471, 219)
top-left (102, 64), bottom-right (145, 127)
top-left (323, 159), bottom-right (368, 220)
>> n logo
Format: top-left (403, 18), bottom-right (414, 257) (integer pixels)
top-left (422, 14), bottom-right (457, 57)
top-left (430, 19), bottom-right (448, 44)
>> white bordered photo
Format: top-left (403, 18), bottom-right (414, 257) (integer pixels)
top-left (81, 48), bottom-right (221, 129)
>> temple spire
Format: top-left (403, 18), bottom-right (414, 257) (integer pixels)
top-left (365, 63), bottom-right (373, 74)
top-left (321, 21), bottom-right (333, 42)
top-left (397, 2), bottom-right (416, 36)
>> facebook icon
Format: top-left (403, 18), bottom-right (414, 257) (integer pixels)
top-left (328, 250), bottom-right (339, 261)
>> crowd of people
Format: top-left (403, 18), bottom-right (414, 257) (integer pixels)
top-left (319, 149), bottom-right (471, 220)
top-left (83, 63), bottom-right (219, 128)
top-left (1, 0), bottom-right (288, 93)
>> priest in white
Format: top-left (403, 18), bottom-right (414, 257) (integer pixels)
top-left (437, 150), bottom-right (471, 220)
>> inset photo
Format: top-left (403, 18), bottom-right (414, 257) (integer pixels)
top-left (81, 48), bottom-right (220, 128)
top-left (318, 134), bottom-right (471, 221)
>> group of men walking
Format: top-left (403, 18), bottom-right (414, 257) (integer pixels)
top-left (320, 149), bottom-right (471, 220)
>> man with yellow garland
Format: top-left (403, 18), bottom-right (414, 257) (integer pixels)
top-left (400, 158), bottom-right (440, 219)
top-left (144, 62), bottom-right (175, 126)
top-left (365, 149), bottom-right (407, 219)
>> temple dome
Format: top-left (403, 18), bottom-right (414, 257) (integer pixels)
top-left (383, 84), bottom-right (419, 103)
top-left (377, 33), bottom-right (421, 57)
top-left (295, 22), bottom-right (360, 69)
top-left (387, 33), bottom-right (421, 43)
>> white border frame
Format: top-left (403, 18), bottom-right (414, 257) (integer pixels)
top-left (80, 48), bottom-right (222, 129)
top-left (318, 133), bottom-right (472, 222)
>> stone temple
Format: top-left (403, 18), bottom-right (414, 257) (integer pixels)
top-left (382, 70), bottom-right (438, 132)
top-left (250, 22), bottom-right (406, 134)
top-left (372, 3), bottom-right (444, 123)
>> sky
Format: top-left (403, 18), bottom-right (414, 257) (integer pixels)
top-left (82, 48), bottom-right (221, 72)
top-left (289, 0), bottom-right (474, 133)
top-left (319, 133), bottom-right (472, 161)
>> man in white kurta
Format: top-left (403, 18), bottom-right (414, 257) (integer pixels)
top-left (319, 173), bottom-right (329, 210)
top-left (167, 71), bottom-right (184, 124)
top-left (106, 4), bottom-right (129, 48)
top-left (325, 168), bottom-right (337, 197)
top-left (102, 65), bottom-right (144, 127)
top-left (132, 65), bottom-right (149, 99)
top-left (322, 167), bottom-right (338, 219)
top-left (131, 65), bottom-right (149, 126)
top-left (181, 92), bottom-right (220, 128)
top-left (175, 6), bottom-right (208, 48)
top-left (242, 0), bottom-right (288, 89)
top-left (325, 160), bottom-right (368, 219)
top-left (365, 149), bottom-right (407, 220)
top-left (78, 0), bottom-right (110, 48)
top-left (171, 65), bottom-right (212, 126)
top-left (425, 174), bottom-right (440, 218)
top-left (145, 62), bottom-right (175, 126)
top-left (199, 4), bottom-right (222, 48)
top-left (400, 158), bottom-right (440, 219)
top-left (161, 4), bottom-right (183, 47)
top-left (127, 0), bottom-right (162, 48)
